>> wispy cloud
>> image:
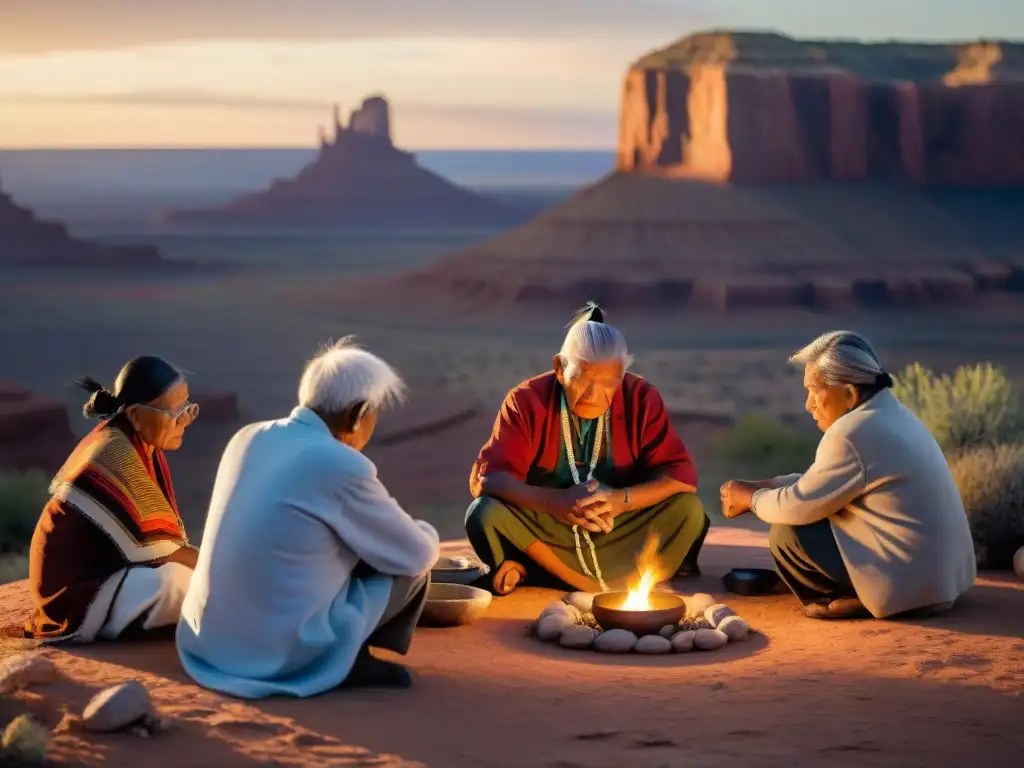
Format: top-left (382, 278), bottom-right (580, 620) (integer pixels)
top-left (0, 88), bottom-right (617, 148)
top-left (3, 0), bottom-right (707, 55)
top-left (0, 89), bottom-right (331, 112)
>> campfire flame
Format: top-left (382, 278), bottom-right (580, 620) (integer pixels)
top-left (620, 533), bottom-right (666, 611)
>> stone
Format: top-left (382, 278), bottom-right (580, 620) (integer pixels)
top-left (619, 32), bottom-right (1024, 186)
top-left (162, 96), bottom-right (514, 230)
top-left (1014, 545), bottom-right (1024, 581)
top-left (671, 630), bottom-right (696, 653)
top-left (541, 602), bottom-right (582, 625)
top-left (694, 629), bottom-right (729, 651)
top-left (560, 625), bottom-right (598, 650)
top-left (563, 592), bottom-right (597, 613)
top-left (594, 629), bottom-right (638, 654)
top-left (536, 613), bottom-right (575, 641)
top-left (1, 714), bottom-right (51, 764)
top-left (82, 680), bottom-right (156, 733)
top-left (658, 624), bottom-right (677, 639)
top-left (0, 654), bottom-right (57, 695)
top-left (0, 187), bottom-right (164, 267)
top-left (717, 615), bottom-right (750, 641)
top-left (705, 603), bottom-right (736, 627)
top-left (686, 593), bottom-right (717, 615)
top-left (634, 635), bottom-right (673, 654)
top-left (540, 601), bottom-right (574, 620)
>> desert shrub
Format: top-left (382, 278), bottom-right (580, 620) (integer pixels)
top-left (711, 413), bottom-right (818, 479)
top-left (948, 443), bottom-right (1024, 569)
top-left (893, 362), bottom-right (1024, 455)
top-left (0, 470), bottom-right (48, 555)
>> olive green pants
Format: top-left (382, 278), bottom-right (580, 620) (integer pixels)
top-left (465, 492), bottom-right (709, 589)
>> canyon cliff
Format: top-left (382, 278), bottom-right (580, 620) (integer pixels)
top-left (619, 32), bottom-right (1024, 185)
top-left (382, 32), bottom-right (1024, 313)
top-left (0, 180), bottom-right (163, 267)
top-left (164, 96), bottom-right (514, 229)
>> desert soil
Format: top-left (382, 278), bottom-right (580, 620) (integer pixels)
top-left (0, 525), bottom-right (1021, 768)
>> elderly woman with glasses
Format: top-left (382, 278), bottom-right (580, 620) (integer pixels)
top-left (720, 331), bottom-right (976, 620)
top-left (21, 356), bottom-right (199, 642)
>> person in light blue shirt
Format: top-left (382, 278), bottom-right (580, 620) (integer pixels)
top-left (176, 338), bottom-right (439, 698)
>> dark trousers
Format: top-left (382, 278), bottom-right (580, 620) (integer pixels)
top-left (358, 568), bottom-right (430, 655)
top-left (768, 519), bottom-right (857, 606)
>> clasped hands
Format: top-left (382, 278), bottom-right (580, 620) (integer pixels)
top-left (549, 479), bottom-right (619, 533)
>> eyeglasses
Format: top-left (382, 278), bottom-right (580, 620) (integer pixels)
top-left (133, 401), bottom-right (200, 425)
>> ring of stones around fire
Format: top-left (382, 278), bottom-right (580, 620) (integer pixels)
top-left (533, 592), bottom-right (750, 654)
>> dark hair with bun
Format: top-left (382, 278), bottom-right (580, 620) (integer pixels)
top-left (76, 356), bottom-right (185, 420)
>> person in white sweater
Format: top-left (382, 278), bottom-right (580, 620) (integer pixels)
top-left (720, 331), bottom-right (976, 620)
top-left (176, 338), bottom-right (440, 697)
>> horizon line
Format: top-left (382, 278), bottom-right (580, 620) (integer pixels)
top-left (0, 145), bottom-right (618, 153)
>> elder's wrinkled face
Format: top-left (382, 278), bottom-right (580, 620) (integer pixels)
top-left (803, 362), bottom-right (858, 432)
top-left (554, 357), bottom-right (624, 420)
top-left (126, 380), bottom-right (198, 451)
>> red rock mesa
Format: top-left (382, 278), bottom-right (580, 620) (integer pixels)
top-left (163, 96), bottom-right (514, 229)
top-left (386, 33), bottom-right (1024, 313)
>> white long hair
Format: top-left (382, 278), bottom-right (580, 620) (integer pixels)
top-left (556, 302), bottom-right (633, 376)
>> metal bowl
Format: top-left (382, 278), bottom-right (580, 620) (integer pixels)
top-left (418, 582), bottom-right (492, 627)
top-left (591, 591), bottom-right (686, 636)
top-left (431, 556), bottom-right (490, 586)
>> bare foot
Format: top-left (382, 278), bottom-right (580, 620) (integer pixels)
top-left (805, 597), bottom-right (870, 620)
top-left (492, 561), bottom-right (528, 595)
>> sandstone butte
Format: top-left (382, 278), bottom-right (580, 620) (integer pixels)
top-left (0, 178), bottom-right (163, 267)
top-left (384, 32), bottom-right (1024, 313)
top-left (162, 96), bottom-right (515, 229)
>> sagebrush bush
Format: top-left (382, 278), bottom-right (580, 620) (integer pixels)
top-left (711, 413), bottom-right (819, 479)
top-left (893, 362), bottom-right (1024, 455)
top-left (0, 470), bottom-right (48, 555)
top-left (948, 442), bottom-right (1024, 569)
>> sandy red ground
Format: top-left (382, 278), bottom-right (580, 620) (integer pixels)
top-left (1, 526), bottom-right (1022, 767)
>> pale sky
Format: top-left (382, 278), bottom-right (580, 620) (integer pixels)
top-left (2, 0), bottom-right (1022, 149)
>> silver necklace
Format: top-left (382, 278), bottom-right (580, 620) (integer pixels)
top-left (560, 401), bottom-right (608, 592)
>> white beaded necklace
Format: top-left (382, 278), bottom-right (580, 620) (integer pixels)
top-left (559, 399), bottom-right (609, 592)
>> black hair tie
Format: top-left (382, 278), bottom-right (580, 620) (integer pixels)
top-left (875, 371), bottom-right (894, 389)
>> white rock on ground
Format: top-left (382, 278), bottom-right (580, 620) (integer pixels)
top-left (686, 593), bottom-right (716, 614)
top-left (594, 629), bottom-right (638, 653)
top-left (705, 603), bottom-right (736, 627)
top-left (1014, 545), bottom-right (1024, 581)
top-left (559, 625), bottom-right (598, 649)
top-left (0, 654), bottom-right (57, 695)
top-left (671, 630), bottom-right (696, 652)
top-left (539, 601), bottom-right (574, 620)
top-left (536, 613), bottom-right (575, 641)
top-left (717, 615), bottom-right (750, 641)
top-left (563, 592), bottom-right (597, 612)
top-left (634, 635), bottom-right (673, 654)
top-left (82, 680), bottom-right (156, 733)
top-left (694, 629), bottom-right (729, 651)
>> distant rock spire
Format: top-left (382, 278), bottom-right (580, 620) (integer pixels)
top-left (317, 124), bottom-right (327, 150)
top-left (332, 103), bottom-right (342, 142)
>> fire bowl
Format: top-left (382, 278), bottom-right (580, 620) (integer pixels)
top-left (592, 591), bottom-right (686, 636)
